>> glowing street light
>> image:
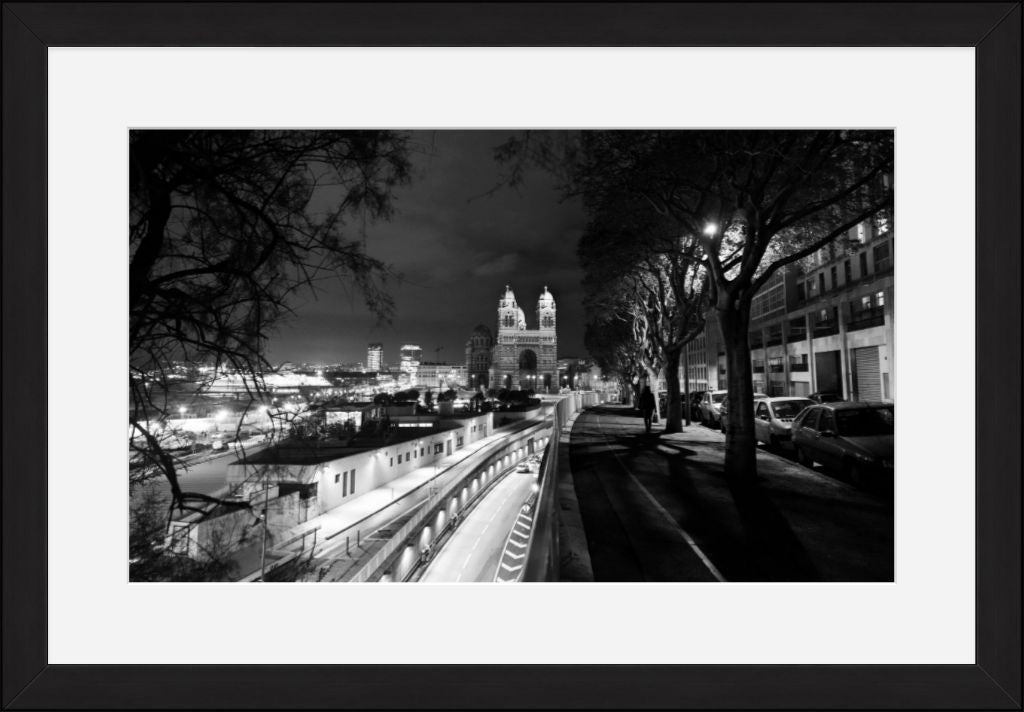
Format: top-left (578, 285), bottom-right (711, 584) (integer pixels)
top-left (703, 223), bottom-right (718, 237)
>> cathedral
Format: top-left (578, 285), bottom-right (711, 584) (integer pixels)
top-left (465, 285), bottom-right (558, 393)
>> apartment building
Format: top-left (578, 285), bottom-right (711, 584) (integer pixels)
top-left (681, 218), bottom-right (894, 402)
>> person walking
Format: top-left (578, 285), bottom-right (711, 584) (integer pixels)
top-left (639, 385), bottom-right (656, 433)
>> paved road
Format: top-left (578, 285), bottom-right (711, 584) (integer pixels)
top-left (566, 406), bottom-right (894, 582)
top-left (420, 469), bottom-right (536, 583)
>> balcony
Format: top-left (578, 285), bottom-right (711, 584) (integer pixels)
top-left (789, 361), bottom-right (809, 372)
top-left (848, 306), bottom-right (886, 331)
top-left (812, 321), bottom-right (839, 337)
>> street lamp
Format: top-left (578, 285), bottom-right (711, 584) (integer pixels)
top-left (703, 223), bottom-right (719, 237)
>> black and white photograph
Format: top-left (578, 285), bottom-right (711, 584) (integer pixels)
top-left (129, 129), bottom-right (895, 584)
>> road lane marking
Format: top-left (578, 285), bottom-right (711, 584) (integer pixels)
top-left (463, 553), bottom-right (473, 568)
top-left (508, 539), bottom-right (527, 549)
top-left (500, 562), bottom-right (522, 572)
top-left (593, 413), bottom-right (727, 583)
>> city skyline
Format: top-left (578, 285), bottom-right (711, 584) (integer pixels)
top-left (268, 131), bottom-right (587, 366)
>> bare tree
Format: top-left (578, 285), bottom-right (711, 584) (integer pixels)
top-left (499, 129), bottom-right (892, 480)
top-left (129, 130), bottom-right (413, 574)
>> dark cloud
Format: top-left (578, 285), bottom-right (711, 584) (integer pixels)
top-left (267, 130), bottom-right (588, 366)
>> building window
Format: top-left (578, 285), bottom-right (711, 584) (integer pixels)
top-left (789, 354), bottom-right (809, 371)
top-left (342, 473), bottom-right (347, 497)
top-left (861, 295), bottom-right (872, 310)
top-left (390, 457), bottom-right (393, 467)
top-left (873, 242), bottom-right (891, 272)
top-left (796, 282), bottom-right (806, 302)
top-left (876, 290), bottom-right (885, 307)
top-left (859, 252), bottom-right (869, 277)
top-left (349, 470), bottom-right (355, 493)
top-left (818, 273), bottom-right (826, 294)
top-left (830, 266), bottom-right (837, 290)
top-left (420, 447), bottom-right (424, 457)
top-left (788, 317), bottom-right (807, 340)
top-left (335, 472), bottom-right (341, 484)
top-left (844, 259), bottom-right (852, 285)
top-left (405, 452), bottom-right (410, 462)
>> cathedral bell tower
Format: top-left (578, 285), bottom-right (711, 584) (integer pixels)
top-left (536, 285), bottom-right (556, 333)
top-left (497, 285), bottom-right (519, 332)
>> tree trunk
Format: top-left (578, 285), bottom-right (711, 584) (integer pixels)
top-left (663, 348), bottom-right (683, 433)
top-left (683, 349), bottom-right (691, 426)
top-left (718, 301), bottom-right (758, 483)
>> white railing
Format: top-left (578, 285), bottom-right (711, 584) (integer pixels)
top-left (522, 391), bottom-right (599, 581)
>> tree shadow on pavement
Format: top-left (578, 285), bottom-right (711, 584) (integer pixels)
top-left (613, 432), bottom-right (822, 582)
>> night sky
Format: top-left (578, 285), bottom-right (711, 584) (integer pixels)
top-left (269, 131), bottom-right (588, 367)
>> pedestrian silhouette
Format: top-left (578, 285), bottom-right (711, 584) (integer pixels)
top-left (639, 386), bottom-right (656, 433)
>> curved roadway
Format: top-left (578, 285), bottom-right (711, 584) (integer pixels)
top-left (420, 468), bottom-right (537, 582)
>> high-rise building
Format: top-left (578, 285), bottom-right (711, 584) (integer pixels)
top-left (399, 344), bottom-right (422, 384)
top-left (366, 343), bottom-right (383, 372)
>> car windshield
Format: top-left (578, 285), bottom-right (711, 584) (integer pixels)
top-left (771, 400), bottom-right (814, 418)
top-left (835, 407), bottom-right (894, 436)
top-left (712, 393), bottom-right (725, 403)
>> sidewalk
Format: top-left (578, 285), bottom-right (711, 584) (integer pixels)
top-left (559, 405), bottom-right (894, 582)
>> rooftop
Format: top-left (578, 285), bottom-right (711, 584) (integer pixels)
top-left (235, 417), bottom-right (483, 466)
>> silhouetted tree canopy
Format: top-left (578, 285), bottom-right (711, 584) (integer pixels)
top-left (129, 129), bottom-right (413, 523)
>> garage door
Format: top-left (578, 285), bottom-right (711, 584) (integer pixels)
top-left (853, 346), bottom-right (881, 401)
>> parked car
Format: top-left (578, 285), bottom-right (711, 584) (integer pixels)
top-left (697, 390), bottom-right (728, 426)
top-left (717, 393), bottom-right (769, 432)
top-left (752, 397), bottom-right (816, 447)
top-left (656, 391), bottom-right (703, 420)
top-left (791, 402), bottom-right (894, 485)
top-left (809, 391), bottom-right (844, 404)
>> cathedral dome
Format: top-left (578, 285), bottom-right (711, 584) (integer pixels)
top-left (537, 285), bottom-right (555, 307)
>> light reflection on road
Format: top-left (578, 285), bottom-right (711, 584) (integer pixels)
top-left (420, 469), bottom-right (536, 582)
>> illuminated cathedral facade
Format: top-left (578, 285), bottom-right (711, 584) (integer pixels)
top-left (491, 285), bottom-right (558, 392)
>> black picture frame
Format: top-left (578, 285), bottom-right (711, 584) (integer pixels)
top-left (3, 3), bottom-right (1020, 709)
